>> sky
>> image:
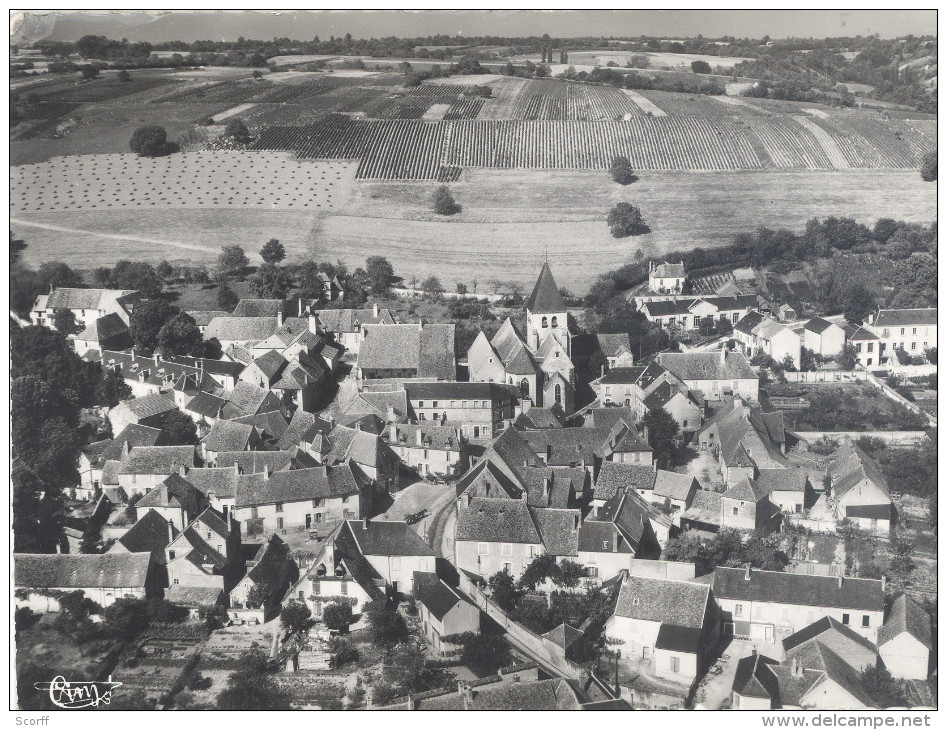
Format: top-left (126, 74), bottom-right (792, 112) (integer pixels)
top-left (12, 9), bottom-right (939, 44)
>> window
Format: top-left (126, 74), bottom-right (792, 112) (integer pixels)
top-left (503, 562), bottom-right (512, 573)
top-left (682, 419), bottom-right (688, 428)
top-left (862, 615), bottom-right (870, 628)
top-left (856, 343), bottom-right (862, 353)
top-left (423, 449), bottom-right (429, 459)
top-left (312, 580), bottom-right (321, 595)
top-left (867, 343), bottom-right (873, 353)
top-left (173, 578), bottom-right (180, 585)
top-left (418, 401), bottom-right (424, 408)
top-left (312, 498), bottom-right (322, 508)
top-left (732, 313), bottom-right (739, 322)
top-left (555, 384), bottom-right (562, 405)
top-left (478, 543), bottom-right (489, 555)
top-left (451, 401), bottom-right (455, 408)
top-left (251, 507), bottom-right (258, 519)
top-left (734, 604), bottom-right (743, 617)
top-left (462, 400), bottom-right (468, 408)
top-left (842, 613), bottom-right (850, 625)
top-left (541, 316), bottom-right (548, 328)
top-left (911, 342), bottom-right (917, 350)
top-left (168, 550), bottom-right (176, 561)
top-left (670, 657), bottom-right (680, 674)
top-left (502, 543), bottom-right (513, 556)
top-left (275, 502), bottom-right (283, 512)
top-left (432, 401), bottom-right (438, 409)
top-left (315, 513), bottom-right (323, 523)
top-left (551, 316), bottom-right (558, 327)
top-left (340, 581), bottom-right (348, 595)
top-left (913, 328), bottom-right (917, 335)
top-left (276, 517), bottom-right (284, 529)
top-left (298, 590), bottom-right (304, 599)
top-left (882, 329), bottom-right (889, 337)
top-left (732, 506), bottom-right (739, 516)
top-left (901, 328), bottom-right (905, 336)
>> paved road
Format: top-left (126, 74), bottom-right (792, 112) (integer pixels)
top-left (10, 217), bottom-right (220, 256)
top-left (426, 490), bottom-right (457, 562)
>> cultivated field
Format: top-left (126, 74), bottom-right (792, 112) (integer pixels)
top-left (14, 169), bottom-right (935, 294)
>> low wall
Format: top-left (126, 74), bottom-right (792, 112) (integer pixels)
top-left (784, 370), bottom-right (868, 383)
top-left (628, 559), bottom-right (696, 581)
top-left (391, 287), bottom-right (506, 303)
top-left (227, 607), bottom-right (265, 625)
top-left (795, 431), bottom-right (928, 446)
top-left (864, 370), bottom-right (936, 427)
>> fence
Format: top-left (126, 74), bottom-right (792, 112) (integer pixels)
top-left (784, 370), bottom-right (868, 383)
top-left (456, 572), bottom-right (583, 681)
top-left (391, 287), bottom-right (506, 303)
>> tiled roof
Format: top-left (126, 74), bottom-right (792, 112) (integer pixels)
top-left (118, 445), bottom-right (195, 476)
top-left (655, 624), bottom-right (704, 654)
top-left (344, 389), bottom-right (409, 420)
top-left (346, 519), bottom-right (434, 556)
top-left (313, 307), bottom-right (395, 333)
top-left (245, 534), bottom-right (293, 585)
top-left (215, 450), bottom-right (293, 474)
top-left (755, 468), bottom-right (808, 494)
top-left (847, 326), bottom-right (878, 341)
top-left (115, 508), bottom-right (178, 556)
top-left (101, 460), bottom-right (122, 486)
top-left (712, 567), bottom-right (884, 612)
top-left (115, 392), bottom-right (177, 419)
top-left (231, 410), bottom-right (289, 441)
top-left (412, 678), bottom-right (580, 711)
top-left (526, 262), bottom-right (567, 313)
top-left (359, 323), bottom-right (456, 379)
top-left (543, 622), bottom-right (584, 650)
top-left (231, 299), bottom-right (284, 318)
top-left (873, 308), bottom-right (936, 327)
top-left (172, 355), bottom-right (245, 379)
top-left (594, 461), bottom-right (655, 501)
top-left (804, 317), bottom-right (837, 334)
top-left (643, 380), bottom-right (693, 412)
top-left (454, 459), bottom-right (523, 500)
top-left (656, 350), bottom-right (757, 381)
top-left (205, 316), bottom-right (279, 343)
top-left (203, 420), bottom-right (255, 453)
top-left (223, 381), bottom-right (276, 417)
top-left (326, 425), bottom-right (387, 467)
top-left (878, 593), bottom-right (932, 650)
top-left (184, 310), bottom-right (229, 327)
top-left (136, 473), bottom-right (202, 514)
top-left (512, 407), bottom-right (565, 430)
top-left (276, 410), bottom-right (318, 450)
top-left (653, 261), bottom-right (686, 279)
top-left (782, 616), bottom-right (880, 657)
top-left (529, 507), bottom-right (579, 556)
top-left (14, 552), bottom-right (151, 588)
top-left (845, 504), bottom-right (892, 520)
top-left (165, 584), bottom-right (223, 607)
top-left (597, 366), bottom-right (648, 385)
top-left (235, 464), bottom-right (362, 507)
top-left (95, 424), bottom-right (164, 465)
top-left (43, 287), bottom-right (137, 311)
top-left (252, 350), bottom-right (287, 379)
top-left (404, 381), bottom-right (517, 401)
top-left (184, 466), bottom-right (240, 499)
top-left (456, 497), bottom-right (541, 544)
top-left (734, 311), bottom-right (765, 335)
top-left (722, 476), bottom-right (768, 503)
top-left (413, 571), bottom-right (464, 621)
top-left (578, 520), bottom-right (633, 554)
top-left (612, 574), bottom-right (709, 629)
top-left (76, 313), bottom-right (129, 342)
top-left (387, 423), bottom-right (461, 451)
top-left (653, 471), bottom-right (698, 501)
top-left (732, 652), bottom-right (779, 699)
top-left (185, 391), bottom-right (227, 418)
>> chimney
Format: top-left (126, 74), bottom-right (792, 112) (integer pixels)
top-left (837, 575), bottom-right (843, 589)
top-left (791, 656), bottom-right (802, 678)
top-left (600, 363), bottom-right (605, 378)
top-left (131, 347), bottom-right (136, 362)
top-left (881, 576), bottom-right (886, 592)
top-left (462, 492), bottom-right (471, 508)
top-left (520, 489), bottom-right (528, 502)
top-left (573, 512), bottom-right (580, 530)
top-left (389, 423), bottom-right (397, 442)
top-left (308, 313), bottom-right (318, 335)
top-left (264, 461), bottom-right (271, 479)
top-left (167, 518), bottom-right (174, 543)
top-left (418, 319), bottom-right (423, 331)
top-left (720, 348), bottom-right (727, 367)
top-left (122, 440), bottom-right (130, 458)
top-left (386, 405), bottom-right (396, 422)
top-left (355, 420), bottom-right (362, 432)
top-left (277, 309), bottom-right (284, 328)
top-left (373, 302), bottom-right (379, 317)
top-left (179, 465), bottom-right (187, 477)
top-left (298, 298), bottom-right (304, 317)
top-left (744, 565), bottom-right (751, 581)
top-left (416, 427), bottom-right (423, 446)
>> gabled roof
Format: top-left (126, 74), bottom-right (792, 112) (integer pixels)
top-left (215, 450), bottom-right (293, 475)
top-left (312, 306), bottom-right (395, 333)
top-left (118, 445), bottom-right (195, 476)
top-left (252, 349), bottom-right (287, 379)
top-left (235, 464), bottom-right (363, 507)
top-left (454, 459), bottom-right (523, 500)
top-left (595, 332), bottom-right (631, 358)
top-left (732, 652), bottom-right (779, 700)
top-left (202, 420), bottom-right (255, 453)
top-left (113, 392), bottom-right (177, 419)
top-left (456, 497), bottom-right (541, 544)
top-left (734, 311), bottom-right (765, 335)
top-left (597, 366), bottom-right (648, 385)
top-left (578, 519), bottom-right (633, 554)
top-left (594, 461), bottom-right (655, 501)
top-left (653, 471), bottom-right (698, 501)
top-left (526, 262), bottom-right (566, 313)
top-left (223, 381), bottom-right (277, 417)
top-left (783, 616), bottom-right (880, 657)
top-left (387, 423), bottom-right (462, 451)
top-left (205, 316), bottom-right (280, 343)
top-left (878, 593), bottom-right (932, 650)
top-left (326, 425), bottom-right (388, 468)
top-left (513, 406), bottom-right (565, 430)
top-left (245, 534), bottom-right (293, 585)
top-left (345, 389), bottom-right (409, 421)
top-left (345, 519), bottom-right (434, 556)
top-left (165, 584), bottom-right (223, 607)
top-left (14, 552), bottom-right (151, 588)
top-left (722, 476), bottom-right (768, 503)
top-left (115, 508), bottom-right (178, 556)
top-left (231, 410), bottom-right (289, 442)
top-left (754, 468), bottom-right (808, 494)
top-left (847, 326), bottom-right (878, 341)
top-left (413, 571), bottom-right (471, 621)
top-left (184, 310), bottom-right (229, 327)
top-left (804, 317), bottom-right (839, 334)
top-left (136, 472), bottom-right (203, 513)
top-left (93, 424), bottom-right (165, 466)
top-left (612, 574), bottom-right (709, 629)
top-left (524, 427), bottom-right (607, 466)
top-left (359, 323), bottom-right (456, 379)
top-left (43, 287), bottom-right (137, 311)
top-left (872, 308), bottom-right (936, 327)
top-left (528, 507), bottom-right (579, 556)
top-left (184, 466), bottom-right (240, 499)
top-left (231, 299), bottom-right (284, 318)
top-left (712, 567), bottom-right (884, 612)
top-left (656, 350), bottom-right (757, 382)
top-left (543, 623), bottom-right (584, 651)
top-left (404, 381), bottom-right (519, 401)
top-left (76, 313), bottom-right (129, 342)
top-left (653, 261), bottom-right (686, 279)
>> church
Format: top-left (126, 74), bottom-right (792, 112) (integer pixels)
top-left (467, 262), bottom-right (576, 413)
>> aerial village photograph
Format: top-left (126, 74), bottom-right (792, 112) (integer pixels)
top-left (8, 6), bottom-right (939, 716)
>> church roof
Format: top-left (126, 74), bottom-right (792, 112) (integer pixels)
top-left (526, 262), bottom-right (566, 313)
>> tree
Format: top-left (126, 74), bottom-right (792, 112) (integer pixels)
top-left (156, 259), bottom-right (174, 282)
top-left (244, 581), bottom-right (273, 610)
top-left (643, 406), bottom-right (679, 469)
top-left (420, 275), bottom-right (444, 297)
top-left (280, 600), bottom-right (313, 635)
top-left (225, 118), bottom-right (251, 144)
top-left (446, 631), bottom-right (511, 675)
top-left (519, 554), bottom-right (559, 591)
top-left (81, 64), bottom-right (100, 80)
top-left (112, 260), bottom-right (163, 298)
top-left (488, 568), bottom-right (524, 612)
top-left (554, 559), bottom-right (585, 588)
top-left (607, 203), bottom-right (649, 237)
top-left (837, 343), bottom-right (858, 370)
top-left (117, 69), bottom-right (131, 82)
top-left (217, 245), bottom-right (249, 276)
top-left (129, 125), bottom-right (168, 157)
top-left (156, 313), bottom-right (204, 357)
top-left (13, 461), bottom-right (64, 553)
top-left (217, 650), bottom-right (289, 710)
top-left (52, 308), bottom-right (82, 335)
top-left (322, 600), bottom-right (354, 633)
top-left (154, 409), bottom-right (198, 446)
top-left (920, 150), bottom-right (936, 181)
top-left (860, 665), bottom-right (905, 708)
top-left (250, 263), bottom-right (293, 299)
top-left (609, 155), bottom-right (637, 185)
top-left (92, 266), bottom-right (113, 287)
top-left (10, 230), bottom-right (27, 266)
top-left (365, 255), bottom-right (394, 293)
top-left (364, 599), bottom-right (408, 646)
top-left (129, 298), bottom-right (177, 353)
top-left (842, 282), bottom-right (876, 326)
top-left (433, 185), bottom-right (460, 215)
top-left (259, 238), bottom-right (285, 264)
top-left (38, 261), bottom-right (83, 289)
top-left (103, 596), bottom-right (150, 640)
top-left (217, 284), bottom-right (238, 311)
top-left (691, 60), bottom-right (712, 74)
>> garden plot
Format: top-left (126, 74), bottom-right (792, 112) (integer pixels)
top-left (10, 152), bottom-right (357, 213)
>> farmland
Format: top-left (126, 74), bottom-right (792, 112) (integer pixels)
top-left (10, 67), bottom-right (936, 294)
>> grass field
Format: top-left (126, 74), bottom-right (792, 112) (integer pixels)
top-left (14, 168), bottom-right (935, 294)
